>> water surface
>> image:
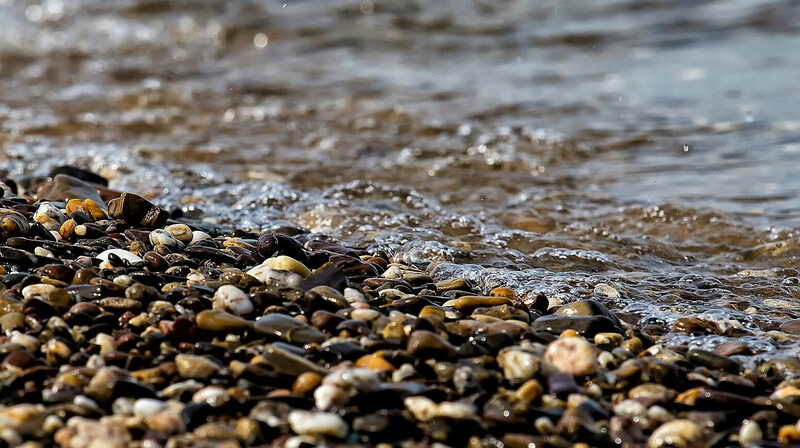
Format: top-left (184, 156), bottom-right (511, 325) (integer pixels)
top-left (3, 0), bottom-right (800, 358)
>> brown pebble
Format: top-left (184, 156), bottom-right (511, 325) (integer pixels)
top-left (714, 340), bottom-right (751, 356)
top-left (446, 296), bottom-right (511, 311)
top-left (355, 353), bottom-right (396, 372)
top-left (292, 372), bottom-right (323, 395)
top-left (780, 319), bottom-right (800, 335)
top-left (490, 287), bottom-right (517, 300)
top-left (406, 330), bottom-right (457, 359)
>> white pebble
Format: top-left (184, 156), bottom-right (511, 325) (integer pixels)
top-left (260, 256), bottom-right (311, 277)
top-left (287, 410), bottom-right (348, 439)
top-left (164, 224), bottom-right (193, 244)
top-left (545, 337), bottom-right (597, 376)
top-left (648, 419), bottom-right (702, 448)
top-left (190, 230), bottom-right (212, 244)
top-left (739, 419), bottom-right (762, 447)
top-left (246, 265), bottom-right (303, 288)
top-left (97, 249), bottom-right (143, 264)
top-left (497, 347), bottom-right (541, 382)
top-left (149, 229), bottom-right (185, 250)
top-left (111, 397), bottom-right (135, 415)
top-left (213, 284), bottom-right (254, 315)
top-left (133, 398), bottom-right (168, 418)
top-left (192, 386), bottom-right (229, 407)
top-left (21, 283), bottom-right (56, 299)
top-left (313, 383), bottom-right (348, 411)
top-left (344, 287), bottom-right (367, 303)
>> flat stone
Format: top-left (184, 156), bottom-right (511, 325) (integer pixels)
top-left (196, 310), bottom-right (251, 332)
top-left (531, 314), bottom-right (622, 337)
top-left (406, 330), bottom-right (457, 359)
top-left (37, 174), bottom-right (105, 205)
top-left (254, 313), bottom-right (327, 345)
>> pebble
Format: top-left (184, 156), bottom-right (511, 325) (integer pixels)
top-left (254, 313), bottom-right (327, 344)
top-left (545, 336), bottom-right (597, 376)
top-left (648, 419), bottom-right (703, 448)
top-left (287, 410), bottom-right (348, 439)
top-left (196, 309), bottom-right (250, 332)
top-left (260, 255), bottom-right (311, 277)
top-left (442, 295), bottom-right (511, 311)
top-left (212, 284), bottom-right (255, 316)
top-left (96, 248), bottom-right (144, 265)
top-left (37, 174), bottom-right (105, 204)
top-left (175, 354), bottom-right (222, 379)
top-left (133, 398), bottom-right (168, 418)
top-left (497, 346), bottom-right (541, 382)
top-left (406, 330), bottom-right (458, 359)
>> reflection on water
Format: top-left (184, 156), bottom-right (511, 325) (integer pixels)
top-left (3, 0), bottom-right (800, 356)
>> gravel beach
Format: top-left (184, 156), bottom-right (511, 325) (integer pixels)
top-left (0, 169), bottom-right (798, 448)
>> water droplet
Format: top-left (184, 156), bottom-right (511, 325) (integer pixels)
top-left (683, 144), bottom-right (690, 152)
top-left (359, 0), bottom-right (374, 14)
top-left (618, 94), bottom-right (623, 102)
top-left (745, 111), bottom-right (754, 123)
top-left (253, 33), bottom-right (268, 48)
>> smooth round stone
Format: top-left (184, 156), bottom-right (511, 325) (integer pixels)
top-left (531, 314), bottom-right (622, 337)
top-left (322, 367), bottom-right (380, 393)
top-left (196, 310), bottom-right (250, 332)
top-left (21, 283), bottom-right (57, 299)
top-left (0, 312), bottom-right (25, 334)
top-left (433, 277), bottom-right (468, 292)
top-left (780, 319), bottom-right (800, 335)
top-left (96, 249), bottom-right (143, 265)
top-left (164, 224), bottom-right (193, 244)
top-left (406, 330), bottom-right (458, 359)
top-left (37, 173), bottom-right (105, 204)
top-left (175, 354), bottom-right (222, 379)
top-left (442, 296), bottom-right (511, 311)
top-left (260, 256), bottom-right (311, 277)
top-left (212, 285), bottom-right (254, 316)
top-left (254, 313), bottom-right (327, 345)
top-left (145, 410), bottom-right (186, 435)
top-left (403, 396), bottom-right (475, 421)
top-left (287, 410), bottom-right (348, 439)
top-left (355, 353), bottom-right (396, 372)
top-left (149, 229), bottom-right (185, 251)
top-left (246, 265), bottom-right (303, 288)
top-left (687, 348), bottom-right (740, 373)
top-left (0, 405), bottom-right (44, 436)
top-left (545, 337), bottom-right (597, 376)
top-left (293, 372), bottom-right (323, 395)
top-left (739, 419), bottom-right (763, 446)
top-left (192, 386), bottom-right (230, 407)
top-left (628, 383), bottom-right (673, 403)
top-left (190, 230), bottom-right (212, 244)
top-left (489, 286), bottom-right (517, 299)
top-left (133, 398), bottom-right (168, 418)
top-left (261, 344), bottom-right (330, 376)
top-left (314, 383), bottom-right (349, 411)
top-left (648, 419), bottom-right (703, 448)
top-left (497, 347), bottom-right (541, 382)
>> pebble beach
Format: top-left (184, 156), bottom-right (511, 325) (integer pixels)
top-left (3, 0), bottom-right (800, 447)
top-left (0, 168), bottom-right (798, 448)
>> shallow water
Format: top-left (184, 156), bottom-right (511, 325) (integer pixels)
top-left (3, 0), bottom-right (800, 358)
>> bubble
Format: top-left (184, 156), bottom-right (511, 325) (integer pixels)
top-left (683, 144), bottom-right (690, 152)
top-left (253, 33), bottom-right (268, 49)
top-left (359, 0), bottom-right (374, 14)
top-left (25, 4), bottom-right (43, 22)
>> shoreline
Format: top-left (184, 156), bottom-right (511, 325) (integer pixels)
top-left (0, 169), bottom-right (797, 447)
